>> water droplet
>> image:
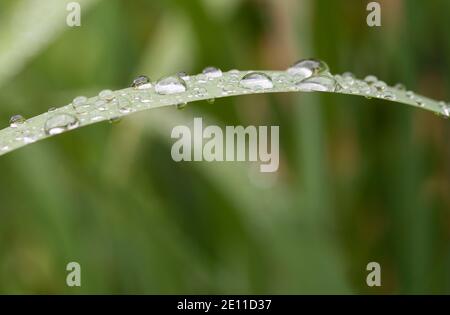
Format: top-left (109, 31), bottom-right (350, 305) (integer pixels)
top-left (287, 58), bottom-right (329, 78)
top-left (177, 71), bottom-right (190, 81)
top-left (394, 83), bottom-right (406, 91)
top-left (48, 107), bottom-right (57, 113)
top-left (295, 75), bottom-right (336, 92)
top-left (95, 99), bottom-right (107, 111)
top-left (342, 72), bottom-right (354, 78)
top-left (73, 96), bottom-right (88, 107)
top-left (221, 84), bottom-right (235, 95)
top-left (155, 76), bottom-right (187, 95)
top-left (117, 96), bottom-right (132, 113)
top-left (373, 81), bottom-right (387, 91)
top-left (131, 75), bottom-right (152, 89)
top-left (206, 98), bottom-right (215, 104)
top-left (415, 98), bottom-right (425, 107)
top-left (381, 90), bottom-right (396, 100)
top-left (9, 115), bottom-right (26, 128)
top-left (44, 113), bottom-right (79, 135)
top-left (192, 87), bottom-right (207, 98)
top-left (99, 89), bottom-right (115, 102)
top-left (406, 91), bottom-right (415, 99)
top-left (202, 66), bottom-right (222, 79)
top-left (239, 72), bottom-right (273, 90)
top-left (364, 75), bottom-right (378, 84)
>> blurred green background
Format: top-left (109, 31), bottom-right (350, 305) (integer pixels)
top-left (0, 0), bottom-right (449, 294)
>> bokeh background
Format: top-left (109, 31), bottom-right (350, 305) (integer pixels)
top-left (0, 0), bottom-right (449, 294)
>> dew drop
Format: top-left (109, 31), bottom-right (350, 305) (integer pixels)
top-left (394, 83), bottom-right (406, 91)
top-left (155, 76), bottom-right (187, 95)
top-left (406, 91), bottom-right (415, 99)
top-left (99, 89), bottom-right (115, 102)
top-left (202, 66), bottom-right (222, 79)
top-left (364, 75), bottom-right (378, 84)
top-left (117, 96), bottom-right (132, 113)
top-left (44, 113), bottom-right (79, 135)
top-left (9, 115), bottom-right (26, 128)
top-left (239, 72), bottom-right (273, 90)
top-left (295, 75), bottom-right (336, 92)
top-left (287, 58), bottom-right (329, 79)
top-left (73, 96), bottom-right (88, 107)
top-left (131, 75), bottom-right (152, 89)
top-left (415, 98), bottom-right (425, 107)
top-left (381, 90), bottom-right (396, 100)
top-left (177, 71), bottom-right (190, 81)
top-left (373, 81), bottom-right (387, 91)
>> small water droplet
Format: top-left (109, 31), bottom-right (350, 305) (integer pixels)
top-left (95, 99), bottom-right (107, 111)
top-left (381, 90), bottom-right (396, 100)
top-left (239, 72), bottom-right (273, 90)
top-left (131, 75), bottom-right (152, 89)
top-left (364, 75), bottom-right (378, 84)
top-left (373, 80), bottom-right (387, 91)
top-left (295, 75), bottom-right (336, 92)
top-left (117, 96), bottom-right (132, 113)
top-left (44, 113), bottom-right (79, 135)
top-left (394, 83), bottom-right (406, 91)
top-left (342, 72), bottom-right (354, 78)
top-left (206, 98), bottom-right (215, 104)
top-left (202, 66), bottom-right (222, 79)
top-left (9, 115), bottom-right (26, 128)
top-left (48, 107), bottom-right (57, 113)
top-left (406, 91), bottom-right (415, 99)
top-left (99, 89), bottom-right (115, 102)
top-left (155, 76), bottom-right (187, 95)
top-left (415, 98), bottom-right (425, 107)
top-left (287, 58), bottom-right (329, 79)
top-left (177, 71), bottom-right (190, 81)
top-left (73, 96), bottom-right (88, 107)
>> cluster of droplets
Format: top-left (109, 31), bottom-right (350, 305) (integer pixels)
top-left (2, 58), bottom-right (449, 154)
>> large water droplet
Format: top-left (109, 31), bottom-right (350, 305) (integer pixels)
top-left (131, 75), bottom-right (152, 89)
top-left (155, 76), bottom-right (187, 95)
top-left (202, 66), bottom-right (222, 79)
top-left (44, 113), bottom-right (79, 135)
top-left (9, 115), bottom-right (26, 128)
top-left (287, 59), bottom-right (329, 78)
top-left (295, 75), bottom-right (336, 92)
top-left (239, 72), bottom-right (273, 90)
